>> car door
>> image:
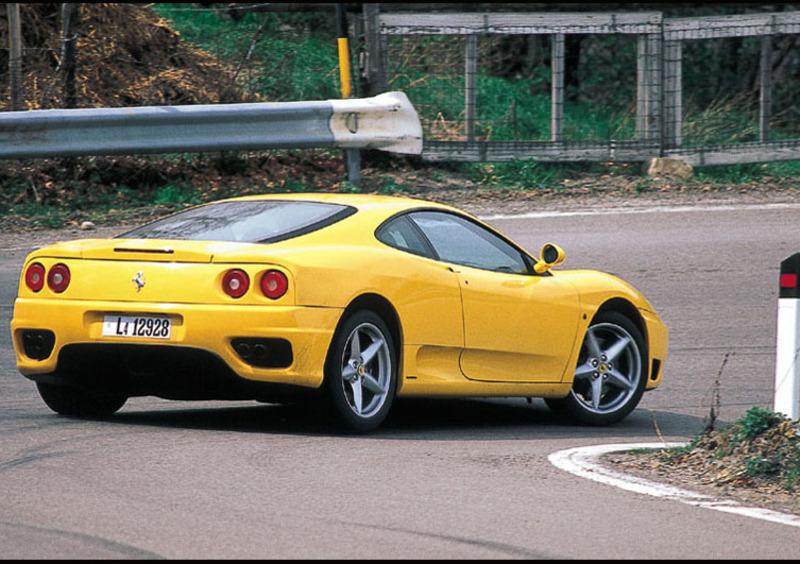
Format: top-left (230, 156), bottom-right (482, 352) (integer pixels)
top-left (408, 210), bottom-right (582, 383)
top-left (374, 213), bottom-right (465, 382)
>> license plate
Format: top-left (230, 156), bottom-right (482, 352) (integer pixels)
top-left (102, 315), bottom-right (172, 340)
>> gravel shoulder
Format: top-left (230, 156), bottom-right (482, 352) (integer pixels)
top-left (5, 178), bottom-right (800, 249)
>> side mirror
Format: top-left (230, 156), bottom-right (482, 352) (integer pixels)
top-left (534, 243), bottom-right (565, 274)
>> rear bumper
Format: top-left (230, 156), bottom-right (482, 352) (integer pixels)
top-left (11, 298), bottom-right (342, 389)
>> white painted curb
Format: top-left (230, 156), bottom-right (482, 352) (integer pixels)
top-left (549, 443), bottom-right (800, 528)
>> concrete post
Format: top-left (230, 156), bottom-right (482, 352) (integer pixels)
top-left (774, 253), bottom-right (800, 420)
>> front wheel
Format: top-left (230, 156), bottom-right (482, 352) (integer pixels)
top-left (325, 310), bottom-right (397, 433)
top-left (545, 311), bottom-right (647, 426)
top-left (37, 382), bottom-right (127, 418)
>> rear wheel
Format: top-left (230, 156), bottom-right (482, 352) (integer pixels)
top-left (546, 311), bottom-right (647, 426)
top-left (325, 310), bottom-right (397, 433)
top-left (36, 382), bottom-right (127, 418)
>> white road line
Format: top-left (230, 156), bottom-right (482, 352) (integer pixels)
top-left (481, 202), bottom-right (800, 221)
top-left (549, 443), bottom-right (800, 528)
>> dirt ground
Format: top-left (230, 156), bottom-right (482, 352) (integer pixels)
top-left (605, 410), bottom-right (800, 518)
top-left (5, 154), bottom-right (800, 237)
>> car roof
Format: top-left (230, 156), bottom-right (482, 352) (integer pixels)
top-left (219, 192), bottom-right (462, 217)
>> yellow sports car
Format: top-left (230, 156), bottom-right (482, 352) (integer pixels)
top-left (11, 193), bottom-right (667, 432)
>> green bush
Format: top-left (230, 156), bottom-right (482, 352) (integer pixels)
top-left (736, 406), bottom-right (787, 441)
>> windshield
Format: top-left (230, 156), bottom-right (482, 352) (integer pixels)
top-left (118, 200), bottom-right (355, 243)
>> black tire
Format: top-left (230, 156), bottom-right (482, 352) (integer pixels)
top-left (545, 311), bottom-right (647, 426)
top-left (36, 382), bottom-right (127, 418)
top-left (325, 310), bottom-right (397, 433)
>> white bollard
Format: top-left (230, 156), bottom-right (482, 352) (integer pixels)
top-left (774, 253), bottom-right (800, 420)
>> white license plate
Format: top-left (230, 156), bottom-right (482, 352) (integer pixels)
top-left (102, 315), bottom-right (172, 340)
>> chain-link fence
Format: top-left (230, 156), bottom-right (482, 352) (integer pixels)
top-left (366, 8), bottom-right (800, 165)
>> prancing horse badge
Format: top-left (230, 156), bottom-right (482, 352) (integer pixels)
top-left (132, 271), bottom-right (146, 292)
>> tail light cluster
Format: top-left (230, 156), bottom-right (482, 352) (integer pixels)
top-left (25, 262), bottom-right (70, 293)
top-left (25, 263), bottom-right (287, 300)
top-left (222, 268), bottom-right (288, 300)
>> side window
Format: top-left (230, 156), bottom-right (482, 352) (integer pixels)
top-left (409, 211), bottom-right (531, 274)
top-left (375, 215), bottom-right (435, 258)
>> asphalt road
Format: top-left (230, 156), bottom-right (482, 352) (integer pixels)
top-left (2, 201), bottom-right (800, 559)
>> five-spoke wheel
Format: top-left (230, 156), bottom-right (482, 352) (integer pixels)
top-left (546, 311), bottom-right (647, 426)
top-left (326, 310), bottom-right (397, 433)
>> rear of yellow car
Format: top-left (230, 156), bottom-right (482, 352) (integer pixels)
top-left (11, 239), bottom-right (345, 405)
top-left (10, 195), bottom-right (436, 431)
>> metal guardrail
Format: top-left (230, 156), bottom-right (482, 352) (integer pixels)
top-left (0, 91), bottom-right (422, 159)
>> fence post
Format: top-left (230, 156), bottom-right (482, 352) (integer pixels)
top-left (759, 35), bottom-right (773, 143)
top-left (551, 33), bottom-right (565, 142)
top-left (635, 31), bottom-right (663, 144)
top-left (647, 32), bottom-right (663, 144)
top-left (361, 4), bottom-right (387, 97)
top-left (464, 35), bottom-right (477, 142)
top-left (636, 34), bottom-right (647, 141)
top-left (663, 40), bottom-right (682, 149)
top-left (774, 253), bottom-right (800, 420)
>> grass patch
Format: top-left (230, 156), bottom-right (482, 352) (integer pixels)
top-left (696, 161), bottom-right (800, 185)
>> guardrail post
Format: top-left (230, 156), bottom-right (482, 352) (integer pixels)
top-left (774, 253), bottom-right (800, 420)
top-left (336, 3), bottom-right (361, 187)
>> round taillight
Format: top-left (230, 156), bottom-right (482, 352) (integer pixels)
top-left (260, 270), bottom-right (288, 300)
top-left (222, 269), bottom-right (250, 298)
top-left (25, 262), bottom-right (46, 292)
top-left (47, 263), bottom-right (71, 293)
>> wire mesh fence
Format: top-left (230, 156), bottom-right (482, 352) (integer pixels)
top-left (384, 32), bottom-right (643, 143)
top-left (371, 9), bottom-right (800, 165)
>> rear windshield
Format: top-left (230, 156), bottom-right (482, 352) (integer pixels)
top-left (118, 200), bottom-right (355, 243)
